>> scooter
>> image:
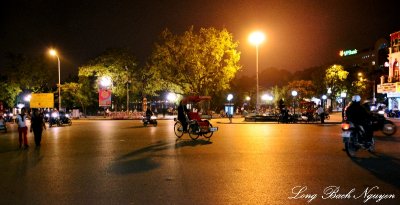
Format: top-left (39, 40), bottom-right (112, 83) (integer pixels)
top-left (370, 112), bottom-right (396, 136)
top-left (142, 115), bottom-right (157, 127)
top-left (341, 121), bottom-right (375, 157)
top-left (48, 112), bottom-right (60, 127)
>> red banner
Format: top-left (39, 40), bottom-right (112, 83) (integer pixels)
top-left (99, 88), bottom-right (112, 107)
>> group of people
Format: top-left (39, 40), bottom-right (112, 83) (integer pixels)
top-left (14, 108), bottom-right (47, 149)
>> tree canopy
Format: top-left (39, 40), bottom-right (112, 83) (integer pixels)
top-left (149, 26), bottom-right (241, 96)
top-left (324, 64), bottom-right (349, 98)
top-left (78, 48), bottom-right (139, 108)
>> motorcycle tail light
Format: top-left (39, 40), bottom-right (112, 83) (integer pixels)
top-left (341, 123), bottom-right (350, 130)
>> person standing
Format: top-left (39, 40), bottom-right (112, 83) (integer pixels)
top-left (317, 106), bottom-right (325, 124)
top-left (16, 108), bottom-right (29, 149)
top-left (30, 109), bottom-right (46, 147)
top-left (177, 100), bottom-right (189, 132)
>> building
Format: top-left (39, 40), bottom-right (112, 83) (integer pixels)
top-left (377, 31), bottom-right (400, 110)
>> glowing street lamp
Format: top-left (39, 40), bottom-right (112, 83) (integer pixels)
top-left (249, 31), bottom-right (266, 114)
top-left (24, 94), bottom-right (32, 102)
top-left (100, 76), bottom-right (112, 87)
top-left (167, 92), bottom-right (177, 102)
top-left (322, 95), bottom-right (327, 109)
top-left (49, 49), bottom-right (62, 111)
top-left (291, 90), bottom-right (298, 115)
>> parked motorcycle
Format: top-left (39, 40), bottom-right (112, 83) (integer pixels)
top-left (142, 115), bottom-right (157, 127)
top-left (341, 121), bottom-right (375, 157)
top-left (371, 112), bottom-right (397, 136)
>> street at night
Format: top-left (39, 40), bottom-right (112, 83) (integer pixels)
top-left (0, 113), bottom-right (399, 205)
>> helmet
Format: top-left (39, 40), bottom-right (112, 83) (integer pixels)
top-left (351, 95), bottom-right (361, 102)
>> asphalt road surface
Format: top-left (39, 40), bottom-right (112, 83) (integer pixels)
top-left (0, 115), bottom-right (399, 205)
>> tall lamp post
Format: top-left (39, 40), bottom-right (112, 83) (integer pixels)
top-left (227, 94), bottom-right (233, 123)
top-left (291, 90), bottom-right (298, 115)
top-left (49, 49), bottom-right (61, 111)
top-left (249, 31), bottom-right (265, 114)
top-left (322, 95), bottom-right (327, 110)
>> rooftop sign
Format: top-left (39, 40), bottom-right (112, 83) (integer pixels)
top-left (339, 49), bottom-right (358, 57)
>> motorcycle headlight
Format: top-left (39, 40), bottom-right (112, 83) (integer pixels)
top-left (378, 110), bottom-right (384, 115)
top-left (51, 113), bottom-right (59, 118)
top-left (151, 116), bottom-right (157, 120)
top-left (45, 114), bottom-right (50, 118)
top-left (65, 114), bottom-right (70, 118)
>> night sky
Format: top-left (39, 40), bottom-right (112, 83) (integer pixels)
top-left (1, 0), bottom-right (399, 78)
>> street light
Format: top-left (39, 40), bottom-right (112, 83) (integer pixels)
top-left (340, 92), bottom-right (347, 110)
top-left (322, 95), bottom-right (327, 110)
top-left (262, 94), bottom-right (273, 112)
top-left (49, 49), bottom-right (61, 111)
top-left (100, 76), bottom-right (112, 87)
top-left (167, 92), bottom-right (177, 102)
top-left (227, 94), bottom-right (234, 122)
top-left (291, 90), bottom-right (298, 115)
top-left (249, 31), bottom-right (266, 114)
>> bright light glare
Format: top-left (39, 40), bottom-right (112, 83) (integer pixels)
top-left (167, 92), bottom-right (177, 102)
top-left (24, 94), bottom-right (32, 102)
top-left (100, 76), bottom-right (112, 87)
top-left (249, 31), bottom-right (265, 46)
top-left (227, 94), bottom-right (233, 101)
top-left (49, 49), bottom-right (57, 56)
top-left (291, 91), bottom-right (298, 97)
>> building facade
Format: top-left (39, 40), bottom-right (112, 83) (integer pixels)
top-left (377, 31), bottom-right (400, 110)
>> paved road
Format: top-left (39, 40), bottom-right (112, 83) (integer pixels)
top-left (0, 116), bottom-right (399, 205)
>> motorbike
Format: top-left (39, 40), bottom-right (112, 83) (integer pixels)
top-left (142, 115), bottom-right (157, 127)
top-left (341, 121), bottom-right (375, 157)
top-left (48, 112), bottom-right (60, 127)
top-left (370, 112), bottom-right (397, 136)
top-left (49, 112), bottom-right (72, 127)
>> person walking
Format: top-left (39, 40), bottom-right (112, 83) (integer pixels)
top-left (16, 108), bottom-right (29, 149)
top-left (30, 109), bottom-right (46, 147)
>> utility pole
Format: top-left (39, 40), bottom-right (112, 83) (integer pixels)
top-left (126, 66), bottom-right (129, 114)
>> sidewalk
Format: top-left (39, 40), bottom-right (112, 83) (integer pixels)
top-left (216, 112), bottom-right (344, 124)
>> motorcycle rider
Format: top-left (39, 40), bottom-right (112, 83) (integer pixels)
top-left (345, 95), bottom-right (373, 146)
top-left (145, 107), bottom-right (153, 121)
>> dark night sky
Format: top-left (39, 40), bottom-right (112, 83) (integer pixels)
top-left (1, 0), bottom-right (399, 78)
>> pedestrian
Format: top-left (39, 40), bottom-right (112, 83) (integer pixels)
top-left (30, 109), bottom-right (46, 147)
top-left (227, 111), bottom-right (232, 123)
top-left (317, 105), bottom-right (325, 124)
top-left (177, 100), bottom-right (189, 132)
top-left (16, 108), bottom-right (29, 149)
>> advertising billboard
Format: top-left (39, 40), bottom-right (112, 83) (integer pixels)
top-left (30, 93), bottom-right (54, 108)
top-left (99, 88), bottom-right (112, 107)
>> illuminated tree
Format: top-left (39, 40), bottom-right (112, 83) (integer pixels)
top-left (285, 80), bottom-right (316, 103)
top-left (62, 79), bottom-right (96, 116)
top-left (324, 64), bottom-right (349, 97)
top-left (0, 82), bottom-right (21, 108)
top-left (78, 48), bottom-right (139, 109)
top-left (149, 26), bottom-right (241, 96)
